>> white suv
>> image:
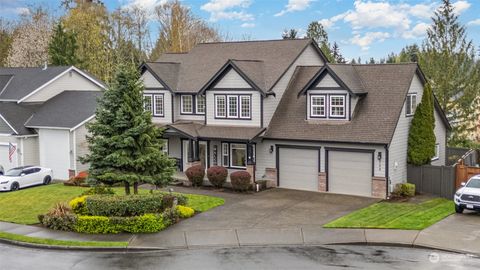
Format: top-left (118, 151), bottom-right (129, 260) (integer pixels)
top-left (454, 175), bottom-right (480, 213)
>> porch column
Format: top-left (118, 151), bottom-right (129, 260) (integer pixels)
top-left (246, 143), bottom-right (256, 183)
top-left (188, 139), bottom-right (194, 162)
top-left (193, 140), bottom-right (200, 161)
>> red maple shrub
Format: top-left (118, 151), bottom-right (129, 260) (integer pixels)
top-left (185, 165), bottom-right (205, 187)
top-left (230, 171), bottom-right (251, 192)
top-left (207, 166), bottom-right (228, 188)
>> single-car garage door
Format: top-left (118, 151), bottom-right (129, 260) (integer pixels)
top-left (328, 150), bottom-right (372, 197)
top-left (279, 147), bottom-right (319, 191)
top-left (0, 143), bottom-right (18, 172)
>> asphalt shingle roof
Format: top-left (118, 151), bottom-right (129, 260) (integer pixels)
top-left (167, 121), bottom-right (265, 141)
top-left (25, 91), bottom-right (102, 129)
top-left (264, 63), bottom-right (421, 145)
top-left (0, 102), bottom-right (39, 135)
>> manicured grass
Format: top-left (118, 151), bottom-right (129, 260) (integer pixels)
top-left (0, 183), bottom-right (224, 225)
top-left (0, 231), bottom-right (128, 247)
top-left (324, 198), bottom-right (455, 230)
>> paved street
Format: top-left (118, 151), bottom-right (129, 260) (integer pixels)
top-left (1, 243), bottom-right (479, 270)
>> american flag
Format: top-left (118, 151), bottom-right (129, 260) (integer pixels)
top-left (8, 143), bottom-right (16, 163)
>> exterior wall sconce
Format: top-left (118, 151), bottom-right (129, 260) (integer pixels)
top-left (269, 145), bottom-right (274, 153)
top-left (377, 151), bottom-right (382, 161)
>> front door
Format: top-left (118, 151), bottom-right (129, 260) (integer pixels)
top-left (199, 141), bottom-right (207, 168)
top-left (182, 140), bottom-right (208, 171)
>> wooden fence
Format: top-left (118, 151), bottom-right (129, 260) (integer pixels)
top-left (407, 164), bottom-right (456, 199)
top-left (455, 159), bottom-right (480, 188)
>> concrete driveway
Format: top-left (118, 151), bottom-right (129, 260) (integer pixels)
top-left (130, 187), bottom-right (378, 248)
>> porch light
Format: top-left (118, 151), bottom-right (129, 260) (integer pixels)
top-left (269, 145), bottom-right (274, 154)
top-left (377, 152), bottom-right (382, 161)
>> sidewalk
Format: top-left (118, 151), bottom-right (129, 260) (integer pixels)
top-left (1, 214), bottom-right (479, 256)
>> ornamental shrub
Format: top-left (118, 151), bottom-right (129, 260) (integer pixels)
top-left (81, 186), bottom-right (115, 196)
top-left (185, 165), bottom-right (205, 187)
top-left (64, 171), bottom-right (89, 186)
top-left (86, 194), bottom-right (165, 217)
top-left (393, 183), bottom-right (416, 197)
top-left (176, 205), bottom-right (194, 218)
top-left (230, 171), bottom-right (252, 192)
top-left (69, 196), bottom-right (88, 215)
top-left (207, 166), bottom-right (228, 188)
top-left (39, 203), bottom-right (77, 231)
top-left (74, 214), bottom-right (168, 234)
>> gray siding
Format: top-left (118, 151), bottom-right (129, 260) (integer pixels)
top-left (141, 70), bottom-right (164, 88)
top-left (74, 123), bottom-right (90, 172)
top-left (206, 90), bottom-right (261, 126)
top-left (21, 136), bottom-right (39, 165)
top-left (316, 74), bottom-right (339, 88)
top-left (255, 139), bottom-right (385, 180)
top-left (174, 95), bottom-right (205, 122)
top-left (168, 136), bottom-right (181, 159)
top-left (431, 108), bottom-right (447, 166)
top-left (213, 69), bottom-right (251, 88)
top-left (145, 90), bottom-right (173, 125)
top-left (263, 44), bottom-right (325, 127)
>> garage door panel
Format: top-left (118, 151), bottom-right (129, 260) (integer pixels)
top-left (279, 148), bottom-right (318, 191)
top-left (328, 151), bottom-right (372, 197)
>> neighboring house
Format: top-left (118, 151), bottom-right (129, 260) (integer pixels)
top-left (0, 66), bottom-right (104, 180)
top-left (140, 38), bottom-right (451, 198)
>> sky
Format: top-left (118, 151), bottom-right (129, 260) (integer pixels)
top-left (1, 0), bottom-right (480, 61)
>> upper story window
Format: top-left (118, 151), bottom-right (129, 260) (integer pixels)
top-left (181, 95), bottom-right (193, 114)
top-left (310, 95), bottom-right (326, 118)
top-left (144, 94), bottom-right (164, 117)
top-left (406, 94), bottom-right (417, 116)
top-left (196, 95), bottom-right (206, 114)
top-left (215, 94), bottom-right (251, 119)
top-left (329, 95), bottom-right (345, 118)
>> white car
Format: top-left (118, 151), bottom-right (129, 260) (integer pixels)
top-left (0, 166), bottom-right (53, 192)
top-left (454, 175), bottom-right (480, 213)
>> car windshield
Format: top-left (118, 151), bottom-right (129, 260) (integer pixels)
top-left (4, 168), bottom-right (22, 177)
top-left (466, 178), bottom-right (480, 188)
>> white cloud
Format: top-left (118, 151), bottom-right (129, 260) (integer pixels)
top-left (240, 22), bottom-right (255, 28)
top-left (201, 0), bottom-right (254, 22)
top-left (350, 31), bottom-right (390, 51)
top-left (122, 0), bottom-right (166, 10)
top-left (468, 19), bottom-right (480, 26)
top-left (275, 0), bottom-right (313, 17)
top-left (402, 22), bottom-right (430, 39)
top-left (452, 0), bottom-right (471, 14)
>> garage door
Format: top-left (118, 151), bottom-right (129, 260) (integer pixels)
top-left (328, 151), bottom-right (372, 197)
top-left (39, 129), bottom-right (70, 180)
top-left (0, 143), bottom-right (18, 172)
top-left (279, 147), bottom-right (319, 191)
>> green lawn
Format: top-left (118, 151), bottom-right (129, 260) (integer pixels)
top-left (0, 231), bottom-right (128, 247)
top-left (324, 198), bottom-right (455, 230)
top-left (0, 183), bottom-right (224, 225)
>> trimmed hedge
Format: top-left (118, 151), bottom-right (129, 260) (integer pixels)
top-left (81, 186), bottom-right (115, 196)
top-left (230, 171), bottom-right (252, 192)
top-left (185, 165), bottom-right (205, 187)
top-left (86, 194), bottom-right (164, 217)
top-left (75, 214), bottom-right (169, 234)
top-left (207, 166), bottom-right (228, 188)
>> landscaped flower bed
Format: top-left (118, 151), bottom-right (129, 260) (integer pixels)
top-left (38, 187), bottom-right (196, 234)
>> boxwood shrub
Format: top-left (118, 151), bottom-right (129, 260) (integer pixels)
top-left (207, 166), bottom-right (228, 188)
top-left (75, 214), bottom-right (169, 234)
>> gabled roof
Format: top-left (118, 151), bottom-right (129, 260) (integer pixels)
top-left (149, 39), bottom-right (325, 93)
top-left (0, 102), bottom-right (39, 135)
top-left (299, 63), bottom-right (367, 96)
top-left (25, 91), bottom-right (102, 130)
top-left (141, 62), bottom-right (180, 91)
top-left (265, 63), bottom-right (446, 145)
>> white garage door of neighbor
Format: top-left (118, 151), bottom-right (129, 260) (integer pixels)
top-left (39, 129), bottom-right (71, 180)
top-left (0, 144), bottom-right (18, 171)
top-left (279, 148), bottom-right (319, 191)
top-left (328, 151), bottom-right (372, 197)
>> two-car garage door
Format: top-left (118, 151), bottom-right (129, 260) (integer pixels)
top-left (278, 146), bottom-right (373, 197)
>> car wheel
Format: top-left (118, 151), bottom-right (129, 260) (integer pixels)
top-left (43, 176), bottom-right (52, 185)
top-left (455, 204), bottom-right (464, 214)
top-left (10, 182), bottom-right (19, 192)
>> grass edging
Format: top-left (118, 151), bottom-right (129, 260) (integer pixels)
top-left (0, 231), bottom-right (128, 248)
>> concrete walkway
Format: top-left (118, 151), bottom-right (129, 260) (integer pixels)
top-left (1, 187), bottom-right (479, 255)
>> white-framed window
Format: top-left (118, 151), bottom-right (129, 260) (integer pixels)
top-left (215, 95), bottom-right (226, 118)
top-left (432, 143), bottom-right (440, 161)
top-left (228, 96), bottom-right (238, 118)
top-left (240, 96), bottom-right (251, 119)
top-left (162, 139), bottom-right (168, 154)
top-left (230, 143), bottom-right (246, 168)
top-left (222, 142), bottom-right (229, 167)
top-left (406, 94), bottom-right (417, 116)
top-left (329, 95), bottom-right (345, 118)
top-left (310, 95), bottom-right (326, 117)
top-left (181, 95), bottom-right (193, 114)
top-left (143, 94), bottom-right (153, 113)
top-left (196, 95), bottom-right (205, 114)
top-left (153, 94), bottom-right (164, 116)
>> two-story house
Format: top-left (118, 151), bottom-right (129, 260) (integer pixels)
top-left (0, 66), bottom-right (105, 180)
top-left (140, 38), bottom-right (450, 198)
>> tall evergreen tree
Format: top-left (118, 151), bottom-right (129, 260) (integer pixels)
top-left (306, 21), bottom-right (334, 62)
top-left (408, 83), bottom-right (436, 165)
top-left (419, 0), bottom-right (480, 145)
top-left (48, 22), bottom-right (79, 66)
top-left (331, 42), bottom-right (345, 63)
top-left (281, 28), bottom-right (298, 39)
top-left (81, 64), bottom-right (176, 195)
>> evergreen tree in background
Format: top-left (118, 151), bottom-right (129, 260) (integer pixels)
top-left (331, 42), bottom-right (345, 63)
top-left (81, 64), bottom-right (176, 195)
top-left (282, 28), bottom-right (298, 39)
top-left (48, 22), bottom-right (79, 66)
top-left (407, 83), bottom-right (436, 165)
top-left (306, 21), bottom-right (334, 62)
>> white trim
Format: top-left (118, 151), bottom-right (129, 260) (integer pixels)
top-left (20, 137), bottom-right (24, 165)
top-left (72, 130), bottom-right (77, 172)
top-left (26, 126), bottom-right (70, 130)
top-left (153, 94), bottom-right (164, 117)
top-left (0, 75), bottom-right (14, 97)
top-left (70, 115), bottom-right (95, 132)
top-left (12, 134), bottom-right (38, 138)
top-left (0, 134), bottom-right (13, 136)
top-left (310, 94), bottom-right (326, 117)
top-left (181, 95), bottom-right (193, 114)
top-left (17, 66), bottom-right (105, 103)
top-left (227, 96), bottom-right (238, 118)
top-left (329, 95), bottom-right (346, 118)
top-left (196, 95), bottom-right (206, 115)
top-left (0, 113), bottom-right (18, 134)
top-left (215, 95), bottom-right (226, 118)
top-left (239, 95), bottom-right (251, 119)
top-left (229, 143), bottom-right (247, 169)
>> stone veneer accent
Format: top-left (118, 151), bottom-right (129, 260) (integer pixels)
top-left (264, 168), bottom-right (277, 188)
top-left (372, 177), bottom-right (387, 198)
top-left (318, 172), bottom-right (327, 192)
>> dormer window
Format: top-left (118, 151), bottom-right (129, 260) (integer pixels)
top-left (310, 95), bottom-right (326, 118)
top-left (181, 95), bottom-right (193, 114)
top-left (329, 95), bottom-right (346, 118)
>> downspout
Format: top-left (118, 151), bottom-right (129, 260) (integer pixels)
top-left (385, 144), bottom-right (389, 199)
